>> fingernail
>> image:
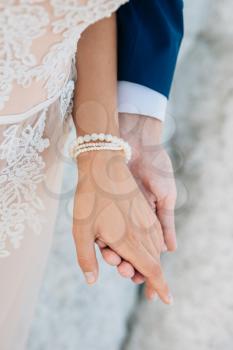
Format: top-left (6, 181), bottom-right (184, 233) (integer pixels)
top-left (162, 244), bottom-right (168, 252)
top-left (167, 293), bottom-right (174, 305)
top-left (149, 291), bottom-right (158, 301)
top-left (151, 294), bottom-right (158, 302)
top-left (84, 272), bottom-right (96, 285)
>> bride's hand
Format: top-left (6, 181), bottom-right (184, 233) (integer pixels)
top-left (72, 149), bottom-right (173, 305)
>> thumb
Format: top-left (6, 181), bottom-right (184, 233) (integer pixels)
top-left (73, 232), bottom-right (99, 284)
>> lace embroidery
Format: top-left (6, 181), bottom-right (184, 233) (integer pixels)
top-left (0, 109), bottom-right (50, 257)
top-left (0, 0), bottom-right (129, 113)
top-left (0, 2), bottom-right (49, 110)
top-left (60, 79), bottom-right (75, 121)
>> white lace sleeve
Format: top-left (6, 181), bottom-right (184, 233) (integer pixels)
top-left (0, 0), bottom-right (129, 256)
top-left (0, 0), bottom-right (129, 119)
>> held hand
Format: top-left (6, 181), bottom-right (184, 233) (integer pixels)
top-left (95, 114), bottom-right (177, 293)
top-left (72, 150), bottom-right (173, 304)
top-left (119, 113), bottom-right (177, 251)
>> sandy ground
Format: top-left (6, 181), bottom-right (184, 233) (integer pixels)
top-left (29, 1), bottom-right (233, 349)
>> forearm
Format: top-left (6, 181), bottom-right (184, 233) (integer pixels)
top-left (73, 13), bottom-right (119, 137)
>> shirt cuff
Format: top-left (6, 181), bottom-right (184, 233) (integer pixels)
top-left (117, 81), bottom-right (167, 122)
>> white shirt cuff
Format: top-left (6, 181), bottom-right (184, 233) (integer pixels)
top-left (117, 81), bottom-right (167, 122)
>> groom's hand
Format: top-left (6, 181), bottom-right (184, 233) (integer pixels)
top-left (119, 113), bottom-right (177, 251)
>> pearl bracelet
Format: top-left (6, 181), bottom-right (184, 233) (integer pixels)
top-left (69, 133), bottom-right (132, 163)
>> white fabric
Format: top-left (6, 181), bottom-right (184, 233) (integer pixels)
top-left (0, 0), bottom-right (128, 117)
top-left (0, 1), bottom-right (129, 349)
top-left (118, 81), bottom-right (168, 121)
top-left (0, 79), bottom-right (75, 349)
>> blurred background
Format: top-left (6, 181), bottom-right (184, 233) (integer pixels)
top-left (28, 0), bottom-right (233, 349)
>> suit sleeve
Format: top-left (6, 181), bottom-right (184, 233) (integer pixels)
top-left (117, 0), bottom-right (184, 98)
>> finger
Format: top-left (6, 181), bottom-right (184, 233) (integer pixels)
top-left (145, 285), bottom-right (158, 300)
top-left (112, 238), bottom-right (173, 304)
top-left (128, 201), bottom-right (170, 300)
top-left (100, 247), bottom-right (143, 282)
top-left (96, 239), bottom-right (107, 249)
top-left (131, 271), bottom-right (145, 284)
top-left (129, 192), bottom-right (164, 258)
top-left (157, 197), bottom-right (177, 251)
top-left (100, 247), bottom-right (122, 266)
top-left (96, 239), bottom-right (138, 277)
top-left (117, 261), bottom-right (135, 278)
top-left (146, 261), bottom-right (173, 304)
top-left (140, 224), bottom-right (168, 297)
top-left (73, 231), bottom-right (98, 285)
top-left (149, 219), bottom-right (167, 255)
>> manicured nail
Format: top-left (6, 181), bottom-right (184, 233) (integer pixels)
top-left (167, 293), bottom-right (174, 305)
top-left (84, 272), bottom-right (96, 285)
top-left (149, 291), bottom-right (158, 301)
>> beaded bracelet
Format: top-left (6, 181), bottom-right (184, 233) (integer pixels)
top-left (69, 133), bottom-right (132, 163)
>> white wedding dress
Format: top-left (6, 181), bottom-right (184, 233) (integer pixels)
top-left (0, 1), bottom-right (128, 349)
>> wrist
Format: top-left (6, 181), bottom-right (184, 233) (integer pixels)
top-left (77, 149), bottom-right (126, 168)
top-left (70, 132), bottom-right (131, 165)
top-left (119, 113), bottom-right (163, 146)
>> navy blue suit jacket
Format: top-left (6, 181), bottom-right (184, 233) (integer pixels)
top-left (117, 0), bottom-right (184, 98)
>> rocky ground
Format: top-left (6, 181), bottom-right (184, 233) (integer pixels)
top-left (29, 1), bottom-right (233, 349)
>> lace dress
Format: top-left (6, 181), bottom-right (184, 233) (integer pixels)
top-left (0, 1), bottom-right (128, 349)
